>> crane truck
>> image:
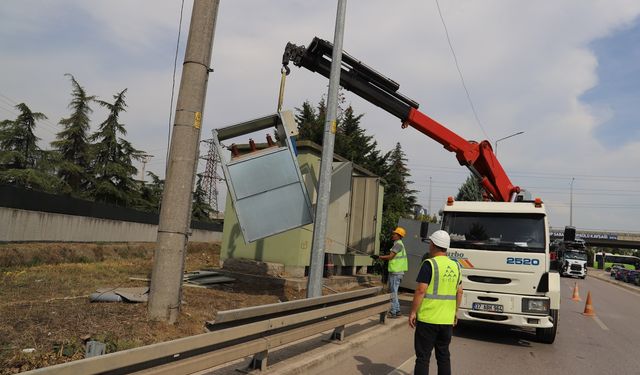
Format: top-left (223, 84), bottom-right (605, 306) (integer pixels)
top-left (282, 37), bottom-right (560, 343)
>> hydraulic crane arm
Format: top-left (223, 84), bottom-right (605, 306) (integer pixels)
top-left (282, 37), bottom-right (520, 202)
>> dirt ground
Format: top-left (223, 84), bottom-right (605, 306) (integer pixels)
top-left (0, 242), bottom-right (351, 374)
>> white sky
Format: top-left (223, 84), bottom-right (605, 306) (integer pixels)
top-left (1, 1), bottom-right (639, 232)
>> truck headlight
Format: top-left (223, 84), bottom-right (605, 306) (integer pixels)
top-left (522, 298), bottom-right (549, 314)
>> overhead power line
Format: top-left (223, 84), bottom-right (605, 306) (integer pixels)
top-left (0, 92), bottom-right (61, 136)
top-left (434, 0), bottom-right (489, 141)
top-left (546, 202), bottom-right (640, 209)
top-left (166, 0), bottom-right (186, 169)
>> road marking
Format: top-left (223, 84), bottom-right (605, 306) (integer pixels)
top-left (592, 315), bottom-right (609, 331)
top-left (387, 355), bottom-right (416, 375)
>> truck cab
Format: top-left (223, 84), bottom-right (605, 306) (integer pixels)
top-left (441, 198), bottom-right (560, 343)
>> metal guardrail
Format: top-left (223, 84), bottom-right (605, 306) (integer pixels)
top-left (23, 287), bottom-right (389, 374)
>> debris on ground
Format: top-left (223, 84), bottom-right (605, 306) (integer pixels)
top-left (0, 242), bottom-right (375, 373)
top-left (129, 269), bottom-right (235, 289)
top-left (89, 287), bottom-right (150, 303)
top-left (183, 269), bottom-right (235, 287)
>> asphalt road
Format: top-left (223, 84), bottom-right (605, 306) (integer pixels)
top-left (313, 273), bottom-right (640, 375)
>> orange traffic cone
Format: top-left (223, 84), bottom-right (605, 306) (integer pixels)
top-left (571, 282), bottom-right (581, 302)
top-left (583, 291), bottom-right (595, 316)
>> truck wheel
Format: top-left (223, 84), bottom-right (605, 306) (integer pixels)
top-left (536, 309), bottom-right (558, 344)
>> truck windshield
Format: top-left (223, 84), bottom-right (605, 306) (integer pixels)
top-left (442, 212), bottom-right (546, 253)
top-left (565, 252), bottom-right (588, 261)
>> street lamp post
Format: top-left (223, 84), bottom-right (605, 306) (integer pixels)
top-left (428, 176), bottom-right (432, 218)
top-left (494, 131), bottom-right (524, 156)
top-left (570, 177), bottom-right (575, 226)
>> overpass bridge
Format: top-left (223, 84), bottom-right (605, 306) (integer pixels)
top-left (550, 227), bottom-right (640, 249)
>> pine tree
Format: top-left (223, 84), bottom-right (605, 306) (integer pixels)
top-left (89, 89), bottom-right (144, 205)
top-left (0, 103), bottom-right (66, 192)
top-left (192, 174), bottom-right (213, 221)
top-left (335, 105), bottom-right (374, 166)
top-left (51, 74), bottom-right (95, 193)
top-left (296, 101), bottom-right (385, 174)
top-left (380, 142), bottom-right (418, 250)
top-left (0, 103), bottom-right (45, 169)
top-left (137, 171), bottom-right (164, 213)
top-left (295, 99), bottom-right (325, 145)
top-left (384, 142), bottom-right (417, 212)
top-left (456, 174), bottom-right (483, 201)
top-left (294, 99), bottom-right (418, 254)
top-left (362, 141), bottom-right (388, 175)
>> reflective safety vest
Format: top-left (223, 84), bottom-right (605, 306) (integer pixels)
top-left (388, 240), bottom-right (408, 273)
top-left (417, 255), bottom-right (461, 324)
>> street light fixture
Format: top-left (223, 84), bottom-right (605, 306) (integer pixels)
top-left (494, 131), bottom-right (525, 156)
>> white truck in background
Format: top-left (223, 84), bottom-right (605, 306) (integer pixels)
top-left (552, 234), bottom-right (588, 279)
top-left (558, 248), bottom-right (588, 278)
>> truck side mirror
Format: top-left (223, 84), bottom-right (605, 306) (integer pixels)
top-left (420, 221), bottom-right (430, 241)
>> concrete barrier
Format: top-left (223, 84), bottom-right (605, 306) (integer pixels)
top-left (0, 207), bottom-right (221, 243)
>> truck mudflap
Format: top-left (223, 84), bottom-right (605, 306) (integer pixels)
top-left (457, 290), bottom-right (554, 328)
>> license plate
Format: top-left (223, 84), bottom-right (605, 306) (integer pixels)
top-left (472, 302), bottom-right (504, 313)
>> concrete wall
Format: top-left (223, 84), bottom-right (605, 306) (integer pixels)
top-left (0, 207), bottom-right (221, 243)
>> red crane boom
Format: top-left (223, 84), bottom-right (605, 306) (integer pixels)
top-left (283, 37), bottom-right (520, 202)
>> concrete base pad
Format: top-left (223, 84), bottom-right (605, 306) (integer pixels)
top-left (216, 268), bottom-right (382, 293)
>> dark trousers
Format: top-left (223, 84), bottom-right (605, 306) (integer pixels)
top-left (414, 321), bottom-right (453, 375)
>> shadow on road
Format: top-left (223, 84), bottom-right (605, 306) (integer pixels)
top-left (453, 321), bottom-right (536, 347)
top-left (354, 355), bottom-right (406, 375)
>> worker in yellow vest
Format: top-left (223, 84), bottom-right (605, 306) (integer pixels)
top-left (373, 226), bottom-right (408, 318)
top-left (409, 230), bottom-right (462, 375)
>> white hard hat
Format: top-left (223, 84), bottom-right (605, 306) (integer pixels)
top-left (429, 230), bottom-right (450, 249)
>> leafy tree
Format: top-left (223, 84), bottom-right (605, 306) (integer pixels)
top-left (51, 74), bottom-right (95, 193)
top-left (456, 174), bottom-right (483, 201)
top-left (192, 174), bottom-right (213, 221)
top-left (0, 103), bottom-right (66, 192)
top-left (89, 89), bottom-right (144, 205)
top-left (416, 213), bottom-right (439, 223)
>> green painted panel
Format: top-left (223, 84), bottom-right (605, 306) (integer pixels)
top-left (221, 144), bottom-right (384, 268)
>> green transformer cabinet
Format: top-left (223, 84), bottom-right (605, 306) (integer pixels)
top-left (220, 141), bottom-right (384, 277)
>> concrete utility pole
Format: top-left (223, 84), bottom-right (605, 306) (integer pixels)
top-left (307, 0), bottom-right (348, 298)
top-left (148, 0), bottom-right (220, 323)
